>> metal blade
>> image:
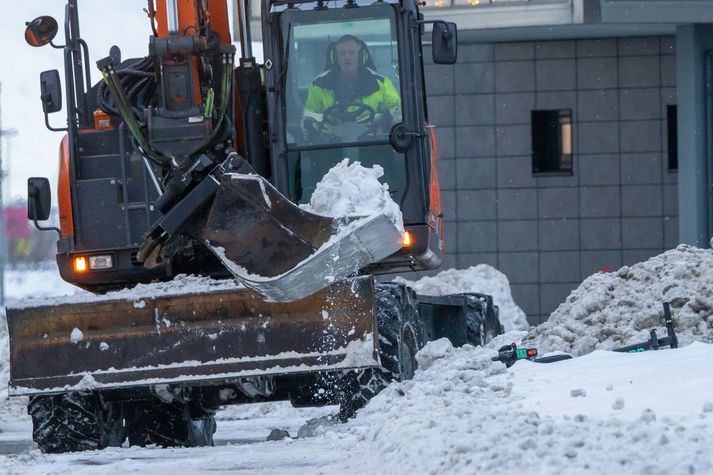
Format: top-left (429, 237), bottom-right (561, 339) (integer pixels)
top-left (7, 276), bottom-right (378, 395)
top-left (200, 173), bottom-right (403, 301)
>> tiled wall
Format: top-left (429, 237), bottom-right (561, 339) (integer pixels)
top-left (420, 36), bottom-right (678, 325)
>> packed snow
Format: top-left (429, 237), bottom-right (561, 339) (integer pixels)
top-left (2, 247), bottom-right (713, 473)
top-left (301, 158), bottom-right (405, 234)
top-left (395, 264), bottom-right (529, 332)
top-left (524, 244), bottom-right (713, 356)
top-left (332, 338), bottom-right (713, 475)
top-left (4, 266), bottom-right (79, 303)
top-left (10, 273), bottom-right (243, 309)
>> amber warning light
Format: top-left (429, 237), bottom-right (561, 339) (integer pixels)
top-left (73, 256), bottom-right (88, 273)
top-left (402, 230), bottom-right (413, 247)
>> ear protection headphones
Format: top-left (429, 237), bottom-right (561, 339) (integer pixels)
top-left (328, 35), bottom-right (370, 67)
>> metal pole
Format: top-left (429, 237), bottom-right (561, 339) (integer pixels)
top-left (167, 0), bottom-right (180, 34)
top-left (237, 0), bottom-right (253, 59)
top-left (0, 82), bottom-right (5, 305)
top-left (0, 85), bottom-right (16, 308)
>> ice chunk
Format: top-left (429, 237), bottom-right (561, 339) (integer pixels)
top-left (70, 328), bottom-right (84, 344)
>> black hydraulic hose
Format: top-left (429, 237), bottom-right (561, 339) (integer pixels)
top-left (186, 50), bottom-right (234, 156)
top-left (114, 69), bottom-right (155, 78)
top-left (97, 55), bottom-right (156, 117)
top-left (96, 83), bottom-right (118, 115)
top-left (99, 60), bottom-right (169, 165)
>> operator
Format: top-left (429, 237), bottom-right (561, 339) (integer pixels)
top-left (302, 34), bottom-right (401, 140)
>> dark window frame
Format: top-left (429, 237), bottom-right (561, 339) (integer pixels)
top-left (667, 105), bottom-right (678, 172)
top-left (531, 109), bottom-right (574, 176)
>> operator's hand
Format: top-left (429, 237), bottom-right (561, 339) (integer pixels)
top-left (377, 111), bottom-right (394, 129)
top-left (303, 117), bottom-right (333, 144)
top-left (303, 117), bottom-right (324, 140)
top-left (365, 112), bottom-right (393, 137)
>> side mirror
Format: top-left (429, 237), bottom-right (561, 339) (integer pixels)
top-left (432, 22), bottom-right (457, 65)
top-left (28, 177), bottom-right (52, 221)
top-left (40, 70), bottom-right (62, 114)
top-left (25, 16), bottom-right (59, 47)
top-left (389, 123), bottom-right (415, 152)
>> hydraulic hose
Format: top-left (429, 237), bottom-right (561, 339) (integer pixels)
top-left (211, 50), bottom-right (234, 139)
top-left (97, 58), bottom-right (169, 165)
top-left (188, 49), bottom-right (234, 156)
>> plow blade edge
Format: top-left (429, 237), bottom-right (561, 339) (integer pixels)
top-left (7, 276), bottom-right (377, 396)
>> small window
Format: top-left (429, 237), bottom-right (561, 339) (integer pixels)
top-left (667, 105), bottom-right (677, 171)
top-left (531, 109), bottom-right (573, 175)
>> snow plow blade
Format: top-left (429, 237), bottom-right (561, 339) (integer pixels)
top-left (200, 173), bottom-right (403, 302)
top-left (7, 276), bottom-right (378, 396)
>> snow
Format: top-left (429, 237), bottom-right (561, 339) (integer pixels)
top-left (301, 158), bottom-right (404, 234)
top-left (331, 338), bottom-right (713, 475)
top-left (524, 245), bottom-right (713, 356)
top-left (4, 266), bottom-right (80, 304)
top-left (10, 274), bottom-right (243, 309)
top-left (2, 249), bottom-right (713, 473)
top-left (69, 328), bottom-right (84, 344)
top-left (395, 264), bottom-right (529, 332)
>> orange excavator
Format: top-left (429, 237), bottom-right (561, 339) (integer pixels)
top-left (11, 0), bottom-right (501, 453)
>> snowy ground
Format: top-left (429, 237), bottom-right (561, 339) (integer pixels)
top-left (1, 252), bottom-right (713, 474)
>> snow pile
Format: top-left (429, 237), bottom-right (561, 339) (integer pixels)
top-left (335, 338), bottom-right (713, 475)
top-left (12, 274), bottom-right (243, 309)
top-left (524, 245), bottom-right (713, 356)
top-left (4, 267), bottom-right (79, 306)
top-left (301, 159), bottom-right (404, 234)
top-left (395, 264), bottom-right (529, 332)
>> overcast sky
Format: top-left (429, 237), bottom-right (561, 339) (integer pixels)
top-left (0, 1), bottom-right (152, 202)
top-left (0, 1), bottom-right (258, 204)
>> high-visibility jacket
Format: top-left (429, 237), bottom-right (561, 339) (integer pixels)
top-left (303, 67), bottom-right (401, 125)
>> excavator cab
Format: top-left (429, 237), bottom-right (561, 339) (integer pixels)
top-left (263, 0), bottom-right (453, 275)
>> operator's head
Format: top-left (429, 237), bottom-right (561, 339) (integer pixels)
top-left (335, 35), bottom-right (362, 75)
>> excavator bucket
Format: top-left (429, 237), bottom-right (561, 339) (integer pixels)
top-left (7, 276), bottom-right (378, 395)
top-left (199, 173), bottom-right (403, 302)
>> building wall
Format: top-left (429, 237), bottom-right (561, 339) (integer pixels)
top-left (421, 36), bottom-right (678, 325)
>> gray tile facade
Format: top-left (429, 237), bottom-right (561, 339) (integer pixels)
top-left (416, 36), bottom-right (678, 325)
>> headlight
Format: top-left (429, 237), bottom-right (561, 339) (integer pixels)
top-left (89, 255), bottom-right (114, 270)
top-left (402, 230), bottom-right (413, 247)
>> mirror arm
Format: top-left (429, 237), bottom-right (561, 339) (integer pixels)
top-left (32, 217), bottom-right (61, 237)
top-left (44, 112), bottom-right (68, 133)
top-left (415, 19), bottom-right (448, 26)
top-left (415, 19), bottom-right (454, 40)
top-left (49, 40), bottom-right (65, 49)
